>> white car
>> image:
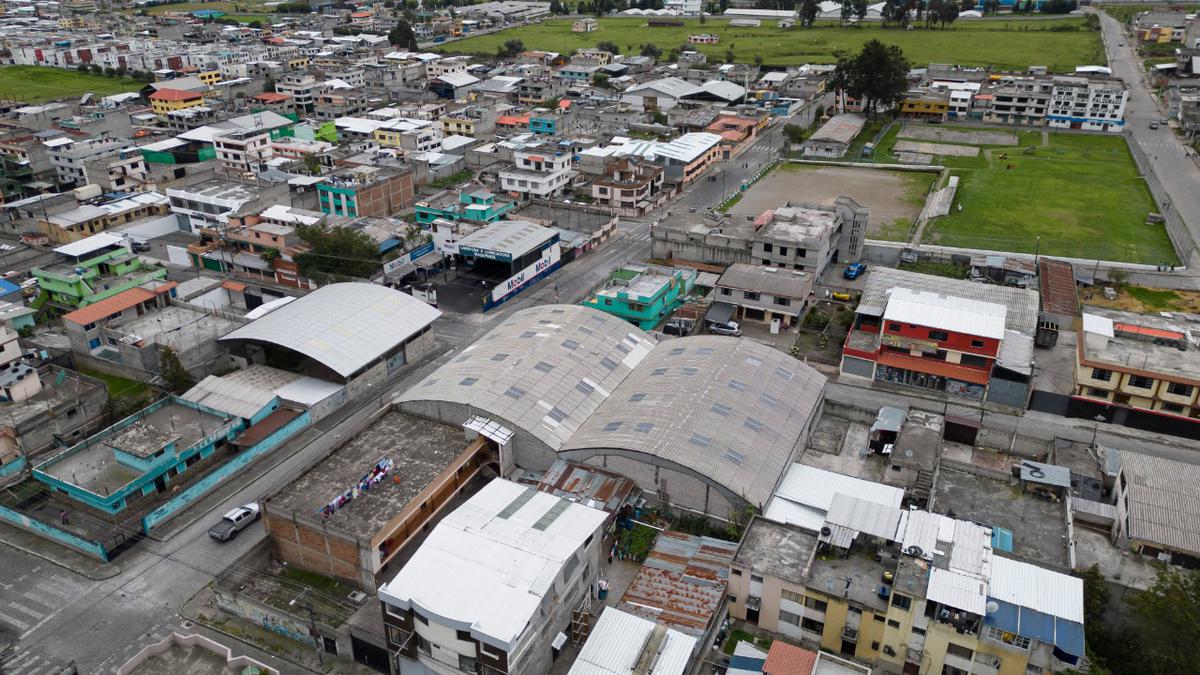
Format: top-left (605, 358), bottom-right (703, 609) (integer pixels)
top-left (207, 503), bottom-right (261, 541)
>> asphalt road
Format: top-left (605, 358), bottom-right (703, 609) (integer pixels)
top-left (1097, 10), bottom-right (1200, 265)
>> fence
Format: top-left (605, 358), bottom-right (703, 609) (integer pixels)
top-left (0, 504), bottom-right (109, 561)
top-left (1125, 131), bottom-right (1196, 265)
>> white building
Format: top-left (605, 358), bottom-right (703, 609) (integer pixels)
top-left (664, 0), bottom-right (702, 15)
top-left (276, 74), bottom-right (318, 110)
top-left (499, 146), bottom-right (574, 200)
top-left (1046, 75), bottom-right (1128, 132)
top-left (46, 137), bottom-right (127, 187)
top-left (379, 478), bottom-right (607, 675)
top-left (214, 127), bottom-right (275, 174)
top-left (568, 608), bottom-right (696, 675)
top-left (166, 180), bottom-right (263, 233)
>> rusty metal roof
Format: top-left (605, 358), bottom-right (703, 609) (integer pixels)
top-left (1039, 258), bottom-right (1080, 318)
top-left (535, 459), bottom-right (637, 513)
top-left (617, 531), bottom-right (737, 637)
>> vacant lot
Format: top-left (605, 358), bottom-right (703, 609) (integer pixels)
top-left (0, 66), bottom-right (143, 102)
top-left (440, 17), bottom-right (1103, 70)
top-left (879, 125), bottom-right (1173, 264)
top-left (729, 163), bottom-right (935, 241)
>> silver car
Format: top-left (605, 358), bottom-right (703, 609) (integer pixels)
top-left (709, 320), bottom-right (742, 337)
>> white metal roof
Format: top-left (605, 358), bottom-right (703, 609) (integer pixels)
top-left (988, 555), bottom-right (1084, 622)
top-left (220, 283), bottom-right (440, 379)
top-left (1082, 312), bottom-right (1115, 337)
top-left (568, 608), bottom-right (695, 675)
top-left (52, 231), bottom-right (127, 258)
top-left (883, 287), bottom-right (1007, 340)
top-left (824, 493), bottom-right (902, 541)
top-left (928, 568), bottom-right (988, 615)
top-left (622, 76), bottom-right (701, 99)
top-left (181, 374), bottom-right (277, 420)
top-left (698, 80), bottom-right (746, 102)
top-left (378, 479), bottom-right (607, 652)
top-left (651, 132), bottom-right (722, 163)
top-left (455, 219), bottom-right (556, 259)
top-left (766, 465), bottom-right (905, 532)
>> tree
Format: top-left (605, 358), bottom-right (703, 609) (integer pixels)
top-left (248, 19), bottom-right (263, 28)
top-left (640, 42), bottom-right (663, 58)
top-left (104, 66), bottom-right (117, 76)
top-left (549, 0), bottom-right (563, 12)
top-left (388, 18), bottom-right (418, 49)
top-left (115, 65), bottom-right (128, 77)
top-left (753, 53), bottom-right (763, 69)
top-left (596, 40), bottom-right (620, 54)
top-left (837, 39), bottom-right (909, 118)
top-left (853, 0), bottom-right (867, 22)
top-left (263, 73), bottom-right (276, 93)
top-left (497, 38), bottom-right (524, 57)
top-left (295, 225), bottom-right (381, 282)
top-left (302, 152), bottom-right (321, 175)
top-left (724, 48), bottom-right (735, 63)
top-left (799, 0), bottom-right (817, 26)
top-left (160, 346), bottom-right (194, 394)
top-left (1128, 568), bottom-right (1200, 675)
top-left (77, 63), bottom-right (89, 74)
top-left (782, 123), bottom-right (807, 144)
top-left (593, 73), bottom-right (610, 88)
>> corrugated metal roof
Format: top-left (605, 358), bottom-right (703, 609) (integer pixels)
top-left (857, 268), bottom-right (1038, 337)
top-left (378, 478), bottom-right (608, 652)
top-left (882, 287), bottom-right (1007, 340)
top-left (618, 531), bottom-right (736, 637)
top-left (928, 567), bottom-right (987, 615)
top-left (182, 374), bottom-right (277, 420)
top-left (220, 283), bottom-right (440, 379)
top-left (824, 493), bottom-right (902, 541)
top-left (988, 555), bottom-right (1083, 622)
top-left (568, 608), bottom-right (695, 675)
top-left (1020, 460), bottom-right (1071, 488)
top-left (536, 459), bottom-right (637, 513)
top-left (1117, 450), bottom-right (1200, 556)
top-left (768, 465), bottom-right (905, 532)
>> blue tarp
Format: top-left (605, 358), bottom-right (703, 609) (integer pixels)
top-left (984, 598), bottom-right (1019, 632)
top-left (984, 598), bottom-right (1085, 658)
top-left (991, 526), bottom-right (1014, 552)
top-left (1056, 619), bottom-right (1086, 657)
top-left (1020, 608), bottom-right (1057, 645)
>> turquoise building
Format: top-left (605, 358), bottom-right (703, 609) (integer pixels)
top-left (582, 264), bottom-right (698, 330)
top-left (414, 189), bottom-right (514, 226)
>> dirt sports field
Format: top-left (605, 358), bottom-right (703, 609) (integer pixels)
top-left (728, 163), bottom-right (937, 241)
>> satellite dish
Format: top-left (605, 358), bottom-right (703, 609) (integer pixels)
top-left (820, 526), bottom-right (832, 536)
top-left (905, 546), bottom-right (924, 557)
top-left (986, 600), bottom-right (1000, 615)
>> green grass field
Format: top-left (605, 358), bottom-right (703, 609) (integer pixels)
top-left (439, 17), bottom-right (1104, 70)
top-left (142, 1), bottom-right (271, 14)
top-left (77, 367), bottom-right (152, 400)
top-left (882, 126), bottom-right (1174, 264)
top-left (0, 66), bottom-right (143, 103)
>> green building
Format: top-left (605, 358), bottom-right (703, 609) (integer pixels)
top-left (581, 264), bottom-right (698, 330)
top-left (32, 233), bottom-right (168, 310)
top-left (414, 188), bottom-right (514, 226)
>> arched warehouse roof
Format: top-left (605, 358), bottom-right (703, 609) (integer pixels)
top-left (220, 283), bottom-right (441, 380)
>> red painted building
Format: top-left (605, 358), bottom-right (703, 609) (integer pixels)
top-left (842, 287), bottom-right (1008, 401)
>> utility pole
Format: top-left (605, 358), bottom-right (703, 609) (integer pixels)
top-left (289, 588), bottom-right (324, 666)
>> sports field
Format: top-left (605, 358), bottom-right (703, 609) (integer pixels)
top-left (0, 66), bottom-right (143, 103)
top-left (438, 17), bottom-right (1104, 70)
top-left (877, 125), bottom-right (1174, 264)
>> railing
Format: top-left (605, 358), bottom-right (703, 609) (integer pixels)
top-left (1124, 130), bottom-right (1196, 265)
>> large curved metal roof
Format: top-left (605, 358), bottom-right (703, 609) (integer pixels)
top-left (397, 304), bottom-right (655, 450)
top-left (562, 336), bottom-right (826, 509)
top-left (219, 283), bottom-right (441, 379)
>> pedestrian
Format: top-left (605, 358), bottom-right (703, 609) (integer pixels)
top-left (59, 510), bottom-right (69, 525)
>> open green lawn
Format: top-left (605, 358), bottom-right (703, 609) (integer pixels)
top-left (142, 0), bottom-right (272, 14)
top-left (882, 126), bottom-right (1174, 264)
top-left (77, 367), bottom-right (152, 400)
top-left (0, 66), bottom-right (143, 103)
top-left (439, 17), bottom-right (1103, 70)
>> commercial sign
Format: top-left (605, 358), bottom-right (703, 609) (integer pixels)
top-left (489, 242), bottom-right (561, 305)
top-left (458, 244), bottom-right (512, 263)
top-left (381, 240), bottom-right (436, 275)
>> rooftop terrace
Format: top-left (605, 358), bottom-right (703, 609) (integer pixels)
top-left (267, 411), bottom-right (465, 540)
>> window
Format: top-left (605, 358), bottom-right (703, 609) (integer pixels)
top-left (961, 354), bottom-right (989, 368)
top-left (415, 612), bottom-right (428, 625)
top-left (873, 614), bottom-right (886, 623)
top-left (1128, 374), bottom-right (1154, 389)
top-left (781, 589), bottom-right (803, 603)
top-left (1167, 382), bottom-right (1194, 397)
top-left (779, 610), bottom-right (801, 626)
top-left (779, 246), bottom-right (788, 256)
top-left (892, 593), bottom-right (912, 611)
top-left (804, 596), bottom-right (827, 612)
top-left (417, 635), bottom-right (431, 655)
top-left (1161, 402), bottom-right (1185, 414)
top-left (459, 654), bottom-right (477, 672)
top-left (887, 619), bottom-right (900, 628)
top-left (762, 243), bottom-right (773, 253)
top-left (751, 574), bottom-right (763, 584)
top-left (888, 323), bottom-right (901, 331)
top-left (1091, 368), bottom-right (1113, 382)
top-left (946, 643), bottom-right (974, 660)
top-left (970, 339), bottom-right (985, 348)
top-left (731, 568), bottom-right (742, 576)
top-left (801, 618), bottom-right (824, 634)
top-left (773, 297), bottom-right (791, 307)
top-left (456, 630), bottom-right (472, 641)
top-left (744, 291), bottom-right (760, 301)
top-left (1089, 387), bottom-right (1111, 397)
top-left (928, 330), bottom-right (949, 341)
top-left (720, 287), bottom-right (731, 296)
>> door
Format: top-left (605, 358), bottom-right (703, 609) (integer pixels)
top-left (154, 475), bottom-right (167, 493)
top-left (746, 607), bottom-right (759, 624)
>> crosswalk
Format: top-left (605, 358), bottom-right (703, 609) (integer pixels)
top-left (0, 566), bottom-right (90, 674)
top-left (0, 645), bottom-right (70, 674)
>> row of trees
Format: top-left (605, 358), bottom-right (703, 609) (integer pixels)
top-left (830, 39), bottom-right (909, 118)
top-left (1081, 565), bottom-right (1200, 675)
top-left (75, 63), bottom-right (155, 82)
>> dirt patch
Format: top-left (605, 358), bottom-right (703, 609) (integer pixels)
top-left (728, 164), bottom-right (935, 239)
top-left (898, 125), bottom-right (1016, 146)
top-left (894, 140), bottom-right (980, 157)
top-left (1082, 285), bottom-right (1200, 314)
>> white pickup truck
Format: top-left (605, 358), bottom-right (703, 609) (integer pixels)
top-left (207, 504), bottom-right (260, 541)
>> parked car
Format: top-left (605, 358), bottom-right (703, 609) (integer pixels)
top-left (831, 291), bottom-right (853, 302)
top-left (843, 262), bottom-right (867, 280)
top-left (208, 504), bottom-right (260, 541)
top-left (708, 320), bottom-right (742, 337)
top-left (1149, 122), bottom-right (1160, 130)
top-left (131, 240), bottom-right (152, 253)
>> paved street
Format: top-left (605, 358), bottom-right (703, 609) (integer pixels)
top-left (1098, 10), bottom-right (1200, 264)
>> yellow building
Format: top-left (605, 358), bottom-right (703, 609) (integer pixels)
top-left (439, 115), bottom-right (475, 136)
top-left (728, 509), bottom-right (1085, 675)
top-left (196, 70), bottom-right (222, 86)
top-left (900, 93), bottom-right (950, 120)
top-left (373, 128), bottom-right (404, 148)
top-left (287, 57), bottom-right (310, 71)
top-left (149, 88), bottom-right (206, 115)
top-left (1075, 308), bottom-right (1200, 420)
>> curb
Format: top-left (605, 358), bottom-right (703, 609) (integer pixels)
top-left (0, 533), bottom-right (124, 581)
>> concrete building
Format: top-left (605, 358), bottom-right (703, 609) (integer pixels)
top-left (651, 197), bottom-right (868, 274)
top-left (166, 179), bottom-right (264, 234)
top-left (841, 269), bottom-right (1038, 407)
top-left (33, 233), bottom-right (168, 310)
top-left (1074, 308), bottom-right (1200, 422)
top-left (983, 77), bottom-right (1052, 126)
top-left (590, 158), bottom-right (665, 216)
top-left (414, 188), bottom-right (514, 227)
top-left (714, 263), bottom-right (814, 330)
top-left (38, 192), bottom-right (170, 244)
top-left (264, 411), bottom-right (497, 591)
top-left (1046, 76), bottom-right (1127, 132)
top-left (317, 166), bottom-right (415, 218)
top-left (149, 88), bottom-right (207, 116)
top-left (45, 136), bottom-right (128, 188)
top-left (378, 477), bottom-right (607, 675)
top-left (1113, 449), bottom-right (1200, 567)
top-left (581, 264), bottom-right (698, 330)
top-left (568, 608), bottom-right (695, 675)
top-left (498, 145), bottom-right (574, 200)
top-left (802, 114), bottom-right (866, 159)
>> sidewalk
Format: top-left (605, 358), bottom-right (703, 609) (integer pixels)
top-left (0, 519), bottom-right (127, 580)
